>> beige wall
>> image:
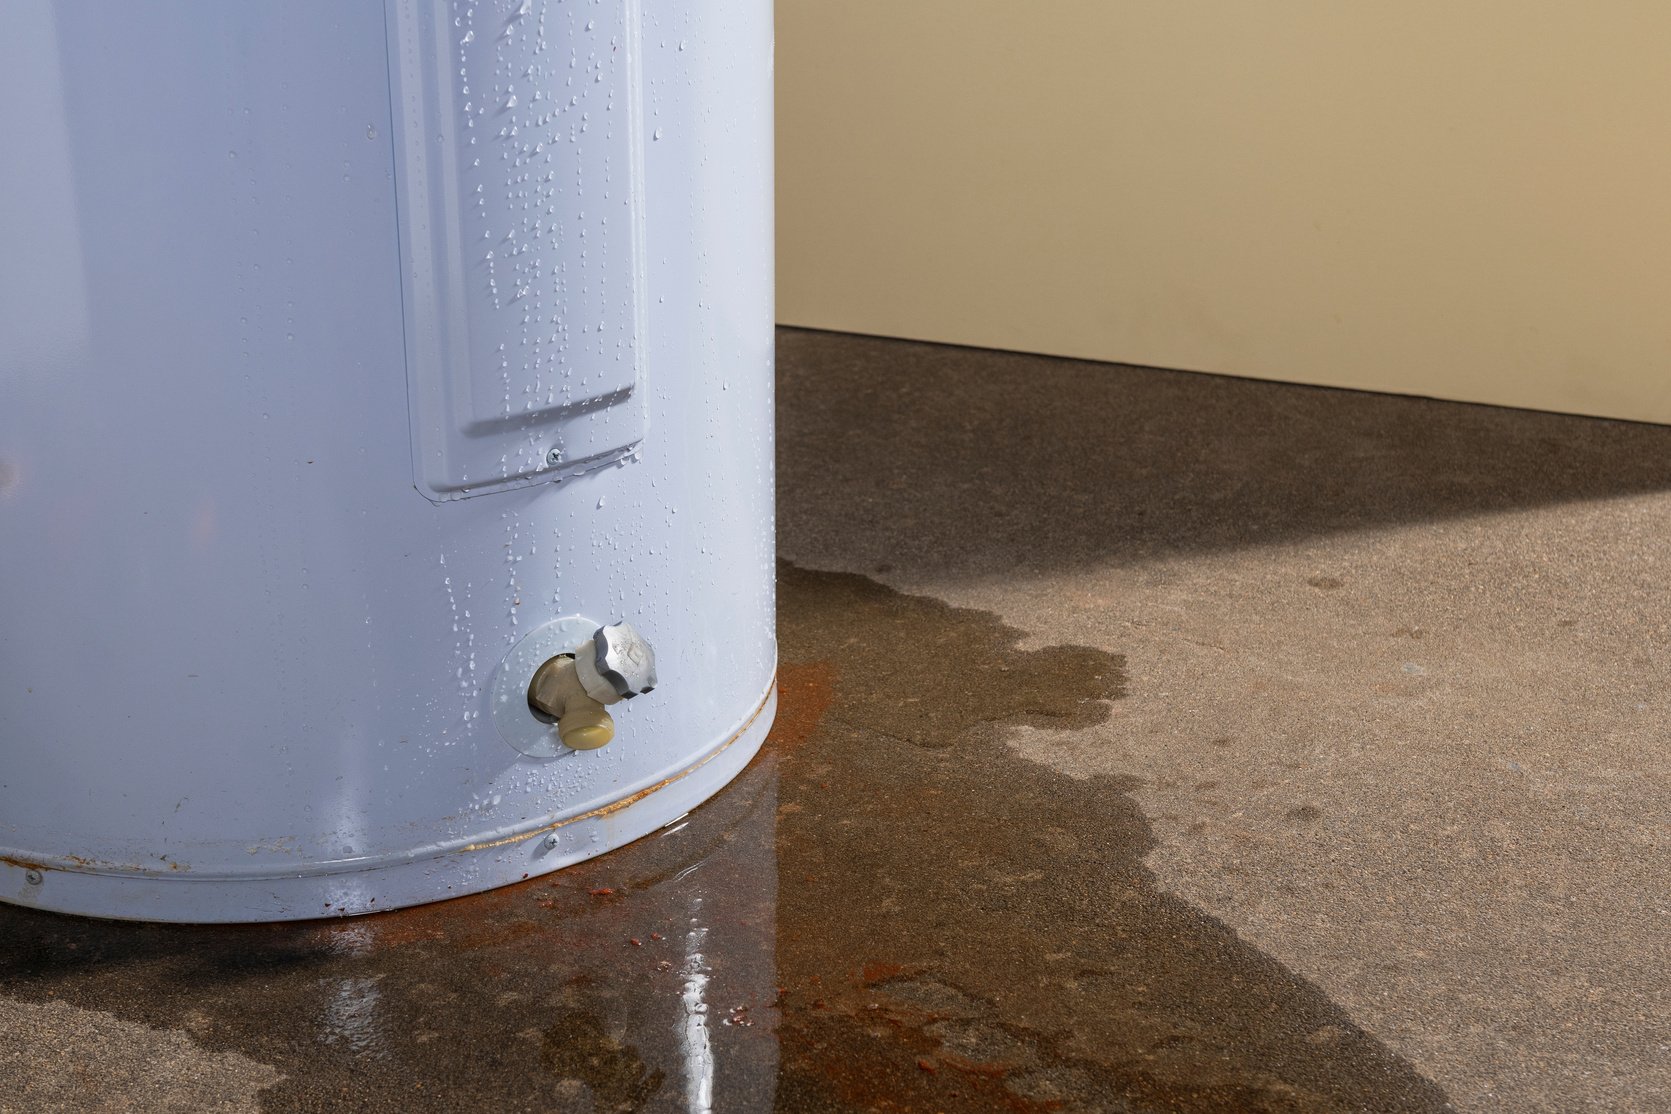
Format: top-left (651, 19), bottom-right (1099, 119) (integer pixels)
top-left (776, 2), bottom-right (1671, 424)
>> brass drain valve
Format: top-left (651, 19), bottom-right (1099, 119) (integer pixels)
top-left (528, 621), bottom-right (658, 750)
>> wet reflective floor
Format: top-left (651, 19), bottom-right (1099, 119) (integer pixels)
top-left (4, 329), bottom-right (1669, 1111)
top-left (0, 563), bottom-right (1447, 1113)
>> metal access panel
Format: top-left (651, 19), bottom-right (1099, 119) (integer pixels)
top-left (386, 0), bottom-right (647, 501)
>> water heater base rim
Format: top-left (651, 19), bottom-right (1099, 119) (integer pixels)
top-left (0, 681), bottom-right (778, 924)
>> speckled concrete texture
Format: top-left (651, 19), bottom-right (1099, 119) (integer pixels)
top-left (0, 998), bottom-right (282, 1113)
top-left (776, 328), bottom-right (1671, 1112)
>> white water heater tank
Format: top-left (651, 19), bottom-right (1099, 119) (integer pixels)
top-left (0, 0), bottom-right (776, 922)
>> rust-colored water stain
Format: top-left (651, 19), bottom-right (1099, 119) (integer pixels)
top-left (0, 564), bottom-right (1449, 1112)
top-left (766, 660), bottom-right (837, 756)
top-left (767, 562), bottom-right (1449, 1113)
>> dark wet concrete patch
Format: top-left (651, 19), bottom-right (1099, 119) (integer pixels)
top-left (0, 767), bottom-right (785, 1113)
top-left (0, 564), bottom-right (1450, 1112)
top-left (769, 563), bottom-right (1449, 1113)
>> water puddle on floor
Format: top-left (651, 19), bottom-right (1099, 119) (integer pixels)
top-left (0, 564), bottom-right (1450, 1112)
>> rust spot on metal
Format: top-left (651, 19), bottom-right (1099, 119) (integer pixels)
top-left (460, 674), bottom-right (776, 854)
top-left (2, 852), bottom-right (186, 876)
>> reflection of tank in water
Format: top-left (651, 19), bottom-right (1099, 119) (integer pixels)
top-left (0, 0), bottom-right (776, 922)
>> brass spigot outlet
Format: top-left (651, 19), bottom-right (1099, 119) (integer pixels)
top-left (528, 655), bottom-right (615, 750)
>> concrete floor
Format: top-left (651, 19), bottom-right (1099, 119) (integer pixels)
top-left (2, 328), bottom-right (1667, 1112)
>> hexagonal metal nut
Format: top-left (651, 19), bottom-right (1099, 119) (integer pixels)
top-left (593, 621), bottom-right (657, 699)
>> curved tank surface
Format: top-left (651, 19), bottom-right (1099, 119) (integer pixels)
top-left (0, 0), bottom-right (776, 922)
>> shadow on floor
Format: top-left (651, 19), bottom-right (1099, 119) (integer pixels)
top-left (777, 328), bottom-right (1671, 577)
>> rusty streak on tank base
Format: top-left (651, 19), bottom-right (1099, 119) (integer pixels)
top-left (0, 565), bottom-right (1449, 1113)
